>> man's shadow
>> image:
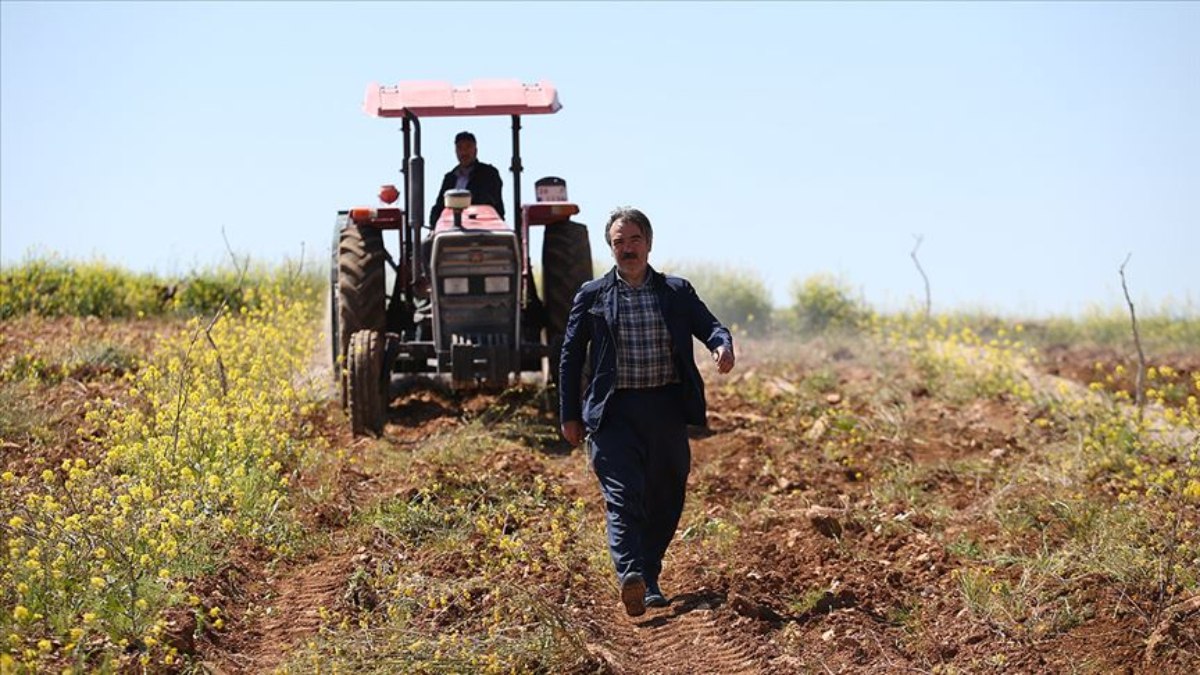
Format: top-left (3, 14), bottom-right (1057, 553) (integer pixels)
top-left (634, 590), bottom-right (727, 628)
top-left (634, 588), bottom-right (856, 628)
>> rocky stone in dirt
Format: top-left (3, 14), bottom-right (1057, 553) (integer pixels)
top-left (162, 608), bottom-right (197, 655)
top-left (771, 476), bottom-right (806, 494)
top-left (805, 416), bottom-right (829, 442)
top-left (810, 514), bottom-right (843, 538)
top-left (1144, 594), bottom-right (1200, 666)
top-left (805, 504), bottom-right (859, 539)
top-left (728, 591), bottom-right (783, 622)
top-left (765, 377), bottom-right (797, 397)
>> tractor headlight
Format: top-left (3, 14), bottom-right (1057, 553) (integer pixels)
top-left (443, 277), bottom-right (469, 295)
top-left (484, 276), bottom-right (511, 294)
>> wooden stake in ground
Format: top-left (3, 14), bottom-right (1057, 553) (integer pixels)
top-left (1118, 253), bottom-right (1147, 413)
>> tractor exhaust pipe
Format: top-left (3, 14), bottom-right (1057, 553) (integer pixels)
top-left (408, 156), bottom-right (424, 282)
top-left (511, 114), bottom-right (533, 308)
top-left (401, 116), bottom-right (412, 286)
top-left (407, 114), bottom-right (424, 284)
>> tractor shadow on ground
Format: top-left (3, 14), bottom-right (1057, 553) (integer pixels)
top-left (466, 383), bottom-right (578, 457)
top-left (385, 376), bottom-right (459, 426)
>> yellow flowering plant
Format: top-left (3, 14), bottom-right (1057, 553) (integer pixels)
top-left (2, 278), bottom-right (321, 669)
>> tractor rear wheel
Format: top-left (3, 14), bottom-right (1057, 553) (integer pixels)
top-left (337, 223), bottom-right (387, 405)
top-left (348, 329), bottom-right (386, 436)
top-left (541, 221), bottom-right (592, 382)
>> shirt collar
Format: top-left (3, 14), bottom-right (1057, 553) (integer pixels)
top-left (614, 265), bottom-right (657, 290)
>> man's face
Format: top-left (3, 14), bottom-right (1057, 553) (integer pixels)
top-left (608, 219), bottom-right (651, 280)
top-left (455, 139), bottom-right (478, 168)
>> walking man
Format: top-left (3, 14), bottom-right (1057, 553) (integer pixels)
top-left (559, 207), bottom-right (735, 617)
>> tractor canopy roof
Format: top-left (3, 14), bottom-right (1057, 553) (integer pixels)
top-left (364, 79), bottom-right (561, 118)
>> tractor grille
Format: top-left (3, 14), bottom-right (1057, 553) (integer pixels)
top-left (449, 333), bottom-right (510, 347)
top-left (431, 232), bottom-right (519, 353)
top-left (438, 298), bottom-right (516, 337)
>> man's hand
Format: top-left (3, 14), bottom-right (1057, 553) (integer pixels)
top-left (712, 345), bottom-right (735, 374)
top-left (561, 420), bottom-right (585, 446)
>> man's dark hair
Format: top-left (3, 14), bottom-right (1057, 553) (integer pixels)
top-left (605, 207), bottom-right (653, 246)
top-left (454, 131), bottom-right (476, 144)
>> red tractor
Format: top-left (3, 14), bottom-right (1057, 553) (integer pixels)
top-left (331, 80), bottom-right (593, 435)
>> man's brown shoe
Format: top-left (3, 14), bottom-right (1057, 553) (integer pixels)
top-left (620, 574), bottom-right (647, 617)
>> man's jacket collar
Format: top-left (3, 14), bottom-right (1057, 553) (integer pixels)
top-left (600, 265), bottom-right (663, 290)
top-left (597, 266), bottom-right (673, 327)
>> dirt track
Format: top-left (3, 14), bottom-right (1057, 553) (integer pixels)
top-left (199, 336), bottom-right (1198, 673)
top-left (205, 385), bottom-right (788, 674)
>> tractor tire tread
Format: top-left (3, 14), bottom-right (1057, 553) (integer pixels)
top-left (348, 329), bottom-right (386, 436)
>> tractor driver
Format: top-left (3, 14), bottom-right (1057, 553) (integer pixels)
top-left (428, 131), bottom-right (505, 225)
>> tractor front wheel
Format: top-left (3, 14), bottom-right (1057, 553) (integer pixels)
top-left (348, 329), bottom-right (387, 436)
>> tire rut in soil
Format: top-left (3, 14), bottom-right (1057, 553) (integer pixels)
top-left (594, 601), bottom-right (764, 675)
top-left (236, 553), bottom-right (356, 672)
top-left (638, 609), bottom-right (762, 675)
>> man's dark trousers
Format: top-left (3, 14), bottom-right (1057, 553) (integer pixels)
top-left (588, 384), bottom-right (690, 586)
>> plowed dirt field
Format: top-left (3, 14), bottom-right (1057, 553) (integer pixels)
top-left (3, 318), bottom-right (1198, 674)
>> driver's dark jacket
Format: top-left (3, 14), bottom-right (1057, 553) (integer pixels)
top-left (559, 266), bottom-right (732, 433)
top-left (429, 160), bottom-right (505, 224)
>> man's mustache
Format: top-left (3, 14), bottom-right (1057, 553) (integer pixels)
top-left (621, 252), bottom-right (638, 260)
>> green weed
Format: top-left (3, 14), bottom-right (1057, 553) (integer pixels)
top-left (0, 256), bottom-right (323, 319)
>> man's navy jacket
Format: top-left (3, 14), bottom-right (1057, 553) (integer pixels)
top-left (559, 266), bottom-right (733, 433)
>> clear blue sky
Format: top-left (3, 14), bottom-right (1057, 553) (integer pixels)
top-left (2, 1), bottom-right (1196, 315)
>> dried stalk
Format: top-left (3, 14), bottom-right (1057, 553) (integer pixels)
top-left (910, 235), bottom-right (931, 322)
top-left (1118, 253), bottom-right (1147, 414)
top-left (170, 228), bottom-right (249, 453)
